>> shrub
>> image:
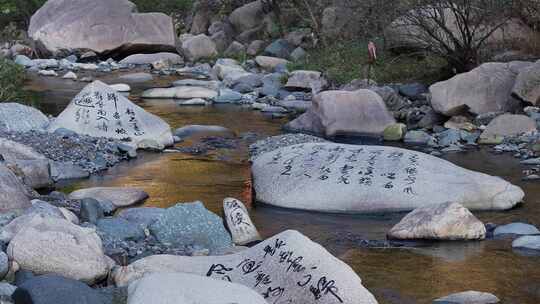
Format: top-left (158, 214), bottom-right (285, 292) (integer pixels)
top-left (0, 58), bottom-right (26, 102)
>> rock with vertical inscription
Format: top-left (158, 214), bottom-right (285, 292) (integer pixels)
top-left (223, 198), bottom-right (261, 246)
top-left (112, 230), bottom-right (378, 304)
top-left (47, 81), bottom-right (174, 149)
top-left (127, 273), bottom-right (268, 304)
top-left (252, 143), bottom-right (524, 213)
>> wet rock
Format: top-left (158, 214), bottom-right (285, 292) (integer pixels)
top-left (119, 52), bottom-right (182, 66)
top-left (97, 217), bottom-right (145, 242)
top-left (480, 114), bottom-right (537, 143)
top-left (512, 59), bottom-right (540, 105)
top-left (50, 162), bottom-right (90, 181)
top-left (512, 235), bottom-right (540, 251)
top-left (142, 86), bottom-right (217, 99)
top-left (433, 291), bottom-right (500, 304)
top-left (12, 274), bottom-right (106, 304)
top-left (430, 62), bottom-right (532, 116)
top-left (383, 123), bottom-right (407, 141)
top-left (285, 70), bottom-right (327, 93)
top-left (148, 201), bottom-right (232, 254)
top-left (172, 79), bottom-right (221, 90)
top-left (214, 88), bottom-right (243, 103)
top-left (180, 34), bottom-right (218, 62)
top-left (118, 73), bottom-right (153, 83)
top-left (108, 83), bottom-right (131, 92)
top-left (28, 0), bottom-right (176, 57)
top-left (48, 80), bottom-right (174, 148)
top-left (404, 130), bottom-right (433, 145)
top-left (117, 207), bottom-right (165, 229)
top-left (493, 222), bottom-right (540, 236)
top-left (174, 125), bottom-right (232, 139)
top-left (223, 198), bottom-right (261, 246)
top-left (79, 198), bottom-right (104, 224)
top-left (286, 90), bottom-right (395, 137)
top-left (388, 202), bottom-right (486, 240)
top-left (255, 56), bottom-right (289, 71)
top-left (7, 216), bottom-right (111, 284)
top-left (69, 187), bottom-right (148, 208)
top-left (0, 103), bottom-right (49, 132)
top-left (0, 163), bottom-right (31, 213)
top-left (113, 230), bottom-right (378, 304)
top-left (0, 282), bottom-right (15, 299)
top-left (127, 272), bottom-right (267, 304)
top-left (252, 143), bottom-right (524, 213)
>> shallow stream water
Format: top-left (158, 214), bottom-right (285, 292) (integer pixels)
top-left (24, 71), bottom-right (540, 304)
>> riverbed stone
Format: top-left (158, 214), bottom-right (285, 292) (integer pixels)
top-left (28, 0), bottom-right (176, 57)
top-left (0, 103), bottom-right (49, 132)
top-left (180, 34), bottom-right (218, 62)
top-left (285, 70), bottom-right (327, 93)
top-left (108, 83), bottom-right (131, 92)
top-left (433, 291), bottom-right (500, 304)
top-left (96, 217), bottom-right (145, 242)
top-left (7, 216), bottom-right (111, 284)
top-left (141, 86), bottom-right (217, 99)
top-left (252, 143), bottom-right (524, 213)
top-left (404, 130), bottom-right (433, 145)
top-left (512, 59), bottom-right (540, 105)
top-left (174, 125), bottom-right (232, 139)
top-left (229, 0), bottom-right (265, 33)
top-left (388, 202), bottom-right (486, 240)
top-left (50, 162), bottom-right (90, 181)
top-left (430, 62), bottom-right (532, 116)
top-left (480, 114), bottom-right (537, 142)
top-left (119, 52), bottom-right (183, 66)
top-left (128, 273), bottom-right (266, 304)
top-left (118, 72), bottom-right (153, 83)
top-left (0, 252), bottom-right (8, 280)
top-left (148, 201), bottom-right (232, 254)
top-left (117, 207), bottom-right (165, 229)
top-left (383, 123), bottom-right (407, 141)
top-left (12, 274), bottom-right (107, 304)
top-left (512, 235), bottom-right (540, 251)
top-left (177, 98), bottom-right (211, 106)
top-left (48, 80), bottom-right (174, 148)
top-left (223, 198), bottom-right (261, 245)
top-left (80, 198), bottom-right (104, 224)
top-left (62, 71), bottom-right (77, 80)
top-left (493, 222), bottom-right (540, 236)
top-left (285, 90), bottom-right (395, 137)
top-left (255, 56), bottom-right (289, 71)
top-left (172, 79), bottom-right (221, 90)
top-left (0, 163), bottom-right (31, 213)
top-left (214, 88), bottom-right (243, 103)
top-left (69, 187), bottom-right (149, 208)
top-left (264, 39), bottom-right (295, 59)
top-left (112, 230), bottom-right (378, 304)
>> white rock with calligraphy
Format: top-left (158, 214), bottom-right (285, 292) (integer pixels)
top-left (252, 143), bottom-right (524, 213)
top-left (113, 230), bottom-right (378, 304)
top-left (48, 81), bottom-right (173, 148)
top-left (223, 198), bottom-right (261, 246)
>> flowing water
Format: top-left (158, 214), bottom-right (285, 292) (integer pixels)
top-left (24, 72), bottom-right (540, 304)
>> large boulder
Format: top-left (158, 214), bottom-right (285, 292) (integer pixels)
top-left (0, 163), bottom-right (32, 213)
top-left (285, 70), bottom-right (328, 93)
top-left (127, 273), bottom-right (267, 304)
top-left (180, 34), bottom-right (218, 62)
top-left (7, 216), bottom-right (111, 284)
top-left (479, 114), bottom-right (537, 142)
top-left (512, 59), bottom-right (540, 105)
top-left (285, 90), bottom-right (396, 137)
top-left (387, 202), bottom-right (486, 240)
top-left (47, 81), bottom-right (174, 148)
top-left (229, 1), bottom-right (265, 33)
top-left (69, 187), bottom-right (149, 208)
top-left (0, 103), bottom-right (49, 132)
top-left (0, 139), bottom-right (52, 189)
top-left (252, 143), bottom-right (524, 213)
top-left (112, 230), bottom-right (378, 304)
top-left (148, 201), bottom-right (232, 254)
top-left (119, 52), bottom-right (183, 65)
top-left (430, 62), bottom-right (532, 116)
top-left (28, 0), bottom-right (176, 57)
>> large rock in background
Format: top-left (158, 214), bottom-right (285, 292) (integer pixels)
top-left (69, 187), bottom-right (148, 208)
top-left (0, 103), bottom-right (49, 132)
top-left (0, 139), bottom-right (52, 189)
top-left (229, 1), bottom-right (265, 33)
top-left (512, 59), bottom-right (540, 105)
top-left (113, 230), bottom-right (378, 304)
top-left (127, 273), bottom-right (268, 304)
top-left (285, 89), bottom-right (395, 137)
top-left (48, 81), bottom-right (174, 149)
top-left (0, 163), bottom-right (32, 213)
top-left (430, 62), bottom-right (532, 116)
top-left (180, 34), bottom-right (218, 62)
top-left (28, 0), bottom-right (177, 58)
top-left (252, 143), bottom-right (524, 213)
top-left (480, 114), bottom-right (537, 141)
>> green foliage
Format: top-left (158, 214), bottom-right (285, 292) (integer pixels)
top-left (131, 0), bottom-right (193, 13)
top-left (0, 0), bottom-right (46, 27)
top-left (0, 58), bottom-right (26, 102)
top-left (288, 40), bottom-right (448, 86)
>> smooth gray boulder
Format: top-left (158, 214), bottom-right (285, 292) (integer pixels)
top-left (0, 163), bottom-right (32, 213)
top-left (119, 52), bottom-right (182, 65)
top-left (69, 187), bottom-right (149, 208)
top-left (117, 207), bottom-right (165, 229)
top-left (229, 1), bottom-right (265, 33)
top-left (252, 143), bottom-right (524, 213)
top-left (255, 56), bottom-right (289, 71)
top-left (127, 273), bottom-right (267, 304)
top-left (493, 223), bottom-right (540, 236)
top-left (285, 70), bottom-right (328, 93)
top-left (48, 81), bottom-right (174, 148)
top-left (480, 114), bottom-right (537, 142)
top-left (223, 198), bottom-right (261, 245)
top-left (0, 138), bottom-right (52, 189)
top-left (512, 235), bottom-right (540, 251)
top-left (28, 0), bottom-right (176, 57)
top-left (180, 34), bottom-right (218, 62)
top-left (0, 103), bottom-right (49, 132)
top-left (430, 62), bottom-right (532, 116)
top-left (433, 291), bottom-right (500, 304)
top-left (512, 59), bottom-right (540, 105)
top-left (388, 202), bottom-right (486, 240)
top-left (148, 201), bottom-right (232, 254)
top-left (113, 230), bottom-right (378, 304)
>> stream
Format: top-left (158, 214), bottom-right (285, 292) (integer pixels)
top-left (24, 71), bottom-right (540, 304)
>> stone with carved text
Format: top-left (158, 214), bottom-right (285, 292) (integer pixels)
top-left (223, 198), bottom-right (261, 246)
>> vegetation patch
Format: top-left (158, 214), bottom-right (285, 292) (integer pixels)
top-left (0, 57), bottom-right (26, 102)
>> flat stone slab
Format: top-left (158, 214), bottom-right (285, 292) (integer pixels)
top-left (433, 290), bottom-right (500, 304)
top-left (69, 187), bottom-right (149, 208)
top-left (493, 222), bottom-right (540, 236)
top-left (113, 230), bottom-right (378, 304)
top-left (512, 235), bottom-right (540, 251)
top-left (252, 143), bottom-right (524, 213)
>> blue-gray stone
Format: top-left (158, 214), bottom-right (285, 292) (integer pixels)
top-left (149, 201), bottom-right (233, 253)
top-left (214, 89), bottom-right (243, 103)
top-left (14, 55), bottom-right (34, 67)
top-left (264, 39), bottom-right (295, 59)
top-left (12, 274), bottom-right (106, 304)
top-left (512, 235), bottom-right (540, 251)
top-left (261, 73), bottom-right (283, 97)
top-left (494, 223), bottom-right (540, 236)
top-left (438, 129), bottom-right (462, 147)
top-left (80, 198), bottom-right (104, 224)
top-left (117, 207), bottom-right (165, 229)
top-left (96, 217), bottom-right (145, 242)
top-left (398, 83), bottom-right (428, 100)
top-left (0, 252), bottom-right (8, 280)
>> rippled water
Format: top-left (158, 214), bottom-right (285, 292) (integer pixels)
top-left (25, 72), bottom-right (540, 304)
